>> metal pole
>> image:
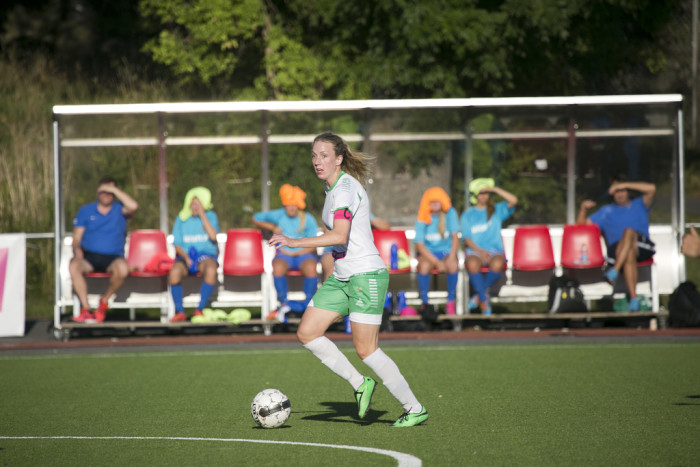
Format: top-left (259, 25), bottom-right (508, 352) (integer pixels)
top-left (693, 0), bottom-right (698, 146)
top-left (566, 114), bottom-right (577, 224)
top-left (52, 118), bottom-right (62, 327)
top-left (157, 113), bottom-right (168, 234)
top-left (678, 107), bottom-right (687, 283)
top-left (261, 111), bottom-right (270, 211)
top-left (464, 121), bottom-right (473, 209)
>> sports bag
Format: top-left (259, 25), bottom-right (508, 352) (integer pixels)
top-left (668, 281), bottom-right (700, 327)
top-left (548, 274), bottom-right (587, 314)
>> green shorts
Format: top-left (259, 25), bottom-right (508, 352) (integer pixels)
top-left (309, 269), bottom-right (389, 325)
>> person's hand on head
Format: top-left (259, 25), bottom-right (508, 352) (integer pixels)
top-left (191, 198), bottom-right (204, 217)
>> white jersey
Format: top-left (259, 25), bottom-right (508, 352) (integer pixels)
top-left (323, 172), bottom-right (386, 281)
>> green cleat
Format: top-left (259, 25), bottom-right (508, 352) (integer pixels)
top-left (391, 406), bottom-right (429, 427)
top-left (354, 376), bottom-right (376, 419)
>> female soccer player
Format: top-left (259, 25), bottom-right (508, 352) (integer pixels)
top-left (414, 186), bottom-right (460, 315)
top-left (460, 178), bottom-right (518, 316)
top-left (269, 132), bottom-right (428, 427)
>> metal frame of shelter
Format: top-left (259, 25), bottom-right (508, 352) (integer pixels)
top-left (52, 94), bottom-right (686, 326)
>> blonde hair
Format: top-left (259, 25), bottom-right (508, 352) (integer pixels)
top-left (313, 132), bottom-right (374, 186)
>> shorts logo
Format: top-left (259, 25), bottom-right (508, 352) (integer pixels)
top-left (355, 298), bottom-right (364, 306)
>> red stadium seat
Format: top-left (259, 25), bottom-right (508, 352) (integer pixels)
top-left (127, 229), bottom-right (169, 277)
top-left (217, 228), bottom-right (271, 317)
top-left (512, 225), bottom-right (555, 271)
top-left (372, 229), bottom-right (411, 274)
top-left (223, 229), bottom-right (265, 276)
top-left (560, 224), bottom-right (605, 269)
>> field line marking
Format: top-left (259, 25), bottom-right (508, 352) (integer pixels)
top-left (0, 436), bottom-right (421, 466)
top-left (1, 341), bottom-right (698, 361)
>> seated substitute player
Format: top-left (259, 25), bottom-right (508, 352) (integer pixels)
top-left (460, 178), bottom-right (517, 316)
top-left (169, 187), bottom-right (220, 322)
top-left (69, 176), bottom-right (139, 323)
top-left (413, 187), bottom-right (460, 315)
top-left (577, 177), bottom-right (656, 311)
top-left (252, 184), bottom-right (319, 321)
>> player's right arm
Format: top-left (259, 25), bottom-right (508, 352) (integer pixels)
top-left (72, 226), bottom-right (85, 260)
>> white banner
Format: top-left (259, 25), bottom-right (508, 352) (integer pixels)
top-left (0, 233), bottom-right (26, 337)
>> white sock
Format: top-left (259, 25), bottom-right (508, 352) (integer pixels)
top-left (363, 348), bottom-right (422, 413)
top-left (304, 336), bottom-right (365, 390)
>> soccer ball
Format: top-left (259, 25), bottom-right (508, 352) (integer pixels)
top-left (251, 388), bottom-right (291, 428)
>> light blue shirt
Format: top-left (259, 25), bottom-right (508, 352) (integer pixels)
top-left (460, 201), bottom-right (515, 253)
top-left (254, 208), bottom-right (318, 254)
top-left (172, 211), bottom-right (220, 257)
top-left (414, 207), bottom-right (459, 254)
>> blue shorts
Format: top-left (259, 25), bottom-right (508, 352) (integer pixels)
top-left (83, 250), bottom-right (123, 273)
top-left (175, 253), bottom-right (219, 275)
top-left (274, 252), bottom-right (317, 270)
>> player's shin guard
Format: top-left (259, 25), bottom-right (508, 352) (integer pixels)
top-left (468, 272), bottom-right (488, 302)
top-left (483, 271), bottom-right (502, 290)
top-left (170, 284), bottom-right (184, 312)
top-left (273, 276), bottom-right (288, 304)
top-left (303, 276), bottom-right (318, 306)
top-left (363, 348), bottom-right (421, 414)
top-left (198, 282), bottom-right (215, 310)
top-left (304, 336), bottom-right (365, 389)
top-left (447, 272), bottom-right (458, 301)
top-left (417, 274), bottom-right (430, 304)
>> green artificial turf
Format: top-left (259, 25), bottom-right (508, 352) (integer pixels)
top-left (2, 342), bottom-right (700, 466)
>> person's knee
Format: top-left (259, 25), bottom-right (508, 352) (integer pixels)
top-left (296, 326), bottom-right (317, 345)
top-left (111, 260), bottom-right (129, 279)
top-left (355, 343), bottom-right (378, 361)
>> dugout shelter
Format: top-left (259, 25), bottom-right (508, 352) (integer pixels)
top-left (51, 95), bottom-right (686, 332)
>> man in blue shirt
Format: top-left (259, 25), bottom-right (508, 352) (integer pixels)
top-left (69, 176), bottom-right (139, 323)
top-left (577, 178), bottom-right (656, 311)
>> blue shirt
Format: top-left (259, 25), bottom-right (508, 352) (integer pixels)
top-left (460, 201), bottom-right (515, 253)
top-left (414, 207), bottom-right (459, 254)
top-left (589, 197), bottom-right (651, 246)
top-left (253, 208), bottom-right (319, 254)
top-left (73, 201), bottom-right (128, 256)
top-left (172, 211), bottom-right (220, 257)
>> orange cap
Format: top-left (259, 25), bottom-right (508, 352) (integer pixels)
top-left (279, 184), bottom-right (306, 209)
top-left (417, 187), bottom-right (451, 224)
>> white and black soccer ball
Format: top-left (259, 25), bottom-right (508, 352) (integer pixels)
top-left (251, 388), bottom-right (291, 428)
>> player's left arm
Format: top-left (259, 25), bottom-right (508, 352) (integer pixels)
top-left (269, 211), bottom-right (351, 250)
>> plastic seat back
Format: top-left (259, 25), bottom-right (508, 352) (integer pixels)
top-left (127, 229), bottom-right (168, 274)
top-left (560, 224), bottom-right (605, 269)
top-left (223, 229), bottom-right (265, 276)
top-left (512, 225), bottom-right (555, 271)
top-left (372, 229), bottom-right (411, 273)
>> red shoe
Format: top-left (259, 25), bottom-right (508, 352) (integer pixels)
top-left (171, 312), bottom-right (187, 322)
top-left (445, 300), bottom-right (456, 315)
top-left (265, 310), bottom-right (278, 320)
top-left (73, 308), bottom-right (96, 323)
top-left (94, 297), bottom-right (108, 323)
top-left (192, 310), bottom-right (203, 317)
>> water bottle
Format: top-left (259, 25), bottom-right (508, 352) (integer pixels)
top-left (580, 243), bottom-right (589, 265)
top-left (397, 290), bottom-right (406, 312)
top-left (188, 246), bottom-right (199, 274)
top-left (390, 243), bottom-right (398, 270)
